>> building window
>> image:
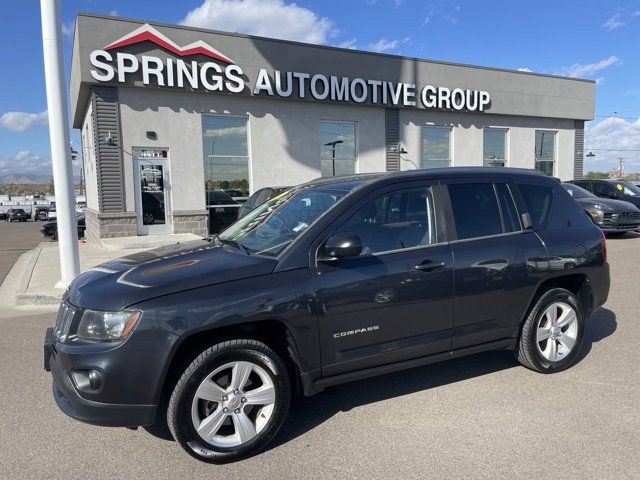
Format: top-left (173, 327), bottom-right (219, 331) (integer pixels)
top-left (422, 127), bottom-right (450, 168)
top-left (320, 121), bottom-right (357, 177)
top-left (202, 115), bottom-right (250, 203)
top-left (483, 128), bottom-right (507, 167)
top-left (535, 130), bottom-right (556, 176)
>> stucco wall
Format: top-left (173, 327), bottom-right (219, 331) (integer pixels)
top-left (117, 87), bottom-right (386, 212)
top-left (399, 110), bottom-right (576, 180)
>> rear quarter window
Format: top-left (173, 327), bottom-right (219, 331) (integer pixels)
top-left (518, 183), bottom-right (553, 230)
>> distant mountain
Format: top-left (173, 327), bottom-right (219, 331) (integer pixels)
top-left (0, 174), bottom-right (53, 184)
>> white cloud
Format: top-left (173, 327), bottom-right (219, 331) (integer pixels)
top-left (423, 5), bottom-right (458, 25)
top-left (517, 67), bottom-right (532, 72)
top-left (554, 55), bottom-right (620, 79)
top-left (0, 151), bottom-right (51, 177)
top-left (61, 21), bottom-right (74, 38)
top-left (366, 36), bottom-right (410, 53)
top-left (603, 14), bottom-right (624, 31)
top-left (109, 10), bottom-right (118, 16)
top-left (180, 0), bottom-right (335, 44)
top-left (0, 110), bottom-right (48, 133)
top-left (585, 116), bottom-right (640, 173)
top-left (335, 38), bottom-right (358, 50)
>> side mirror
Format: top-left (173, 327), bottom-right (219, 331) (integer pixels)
top-left (322, 232), bottom-right (362, 260)
top-left (609, 192), bottom-right (621, 199)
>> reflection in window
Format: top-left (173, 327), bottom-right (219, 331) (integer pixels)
top-left (535, 131), bottom-right (556, 176)
top-left (483, 129), bottom-right (507, 167)
top-left (336, 187), bottom-right (437, 255)
top-left (202, 115), bottom-right (249, 204)
top-left (422, 127), bottom-right (450, 168)
top-left (320, 121), bottom-right (356, 177)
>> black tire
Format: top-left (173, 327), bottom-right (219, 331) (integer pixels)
top-left (52, 230), bottom-right (58, 241)
top-left (516, 288), bottom-right (584, 373)
top-left (168, 339), bottom-right (291, 463)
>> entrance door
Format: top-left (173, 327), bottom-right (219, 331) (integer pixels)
top-left (133, 148), bottom-right (171, 235)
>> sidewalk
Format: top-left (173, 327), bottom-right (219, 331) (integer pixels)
top-left (0, 234), bottom-right (202, 313)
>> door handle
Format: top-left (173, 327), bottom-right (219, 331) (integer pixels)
top-left (413, 260), bottom-right (445, 271)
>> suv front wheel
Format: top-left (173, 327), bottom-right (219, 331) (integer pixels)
top-left (168, 339), bottom-right (291, 463)
top-left (516, 288), bottom-right (584, 373)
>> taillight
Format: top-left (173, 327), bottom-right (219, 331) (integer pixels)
top-left (599, 228), bottom-right (607, 262)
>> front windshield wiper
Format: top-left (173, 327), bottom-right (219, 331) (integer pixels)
top-left (216, 237), bottom-right (251, 255)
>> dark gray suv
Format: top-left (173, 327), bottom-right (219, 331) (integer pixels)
top-left (44, 168), bottom-right (610, 463)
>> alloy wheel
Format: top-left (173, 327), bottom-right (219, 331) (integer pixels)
top-left (190, 361), bottom-right (276, 448)
top-left (535, 301), bottom-right (579, 362)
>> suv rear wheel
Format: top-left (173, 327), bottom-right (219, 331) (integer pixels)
top-left (516, 288), bottom-right (584, 373)
top-left (168, 339), bottom-right (291, 463)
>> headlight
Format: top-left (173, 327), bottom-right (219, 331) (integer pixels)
top-left (76, 310), bottom-right (141, 341)
top-left (586, 208), bottom-right (604, 223)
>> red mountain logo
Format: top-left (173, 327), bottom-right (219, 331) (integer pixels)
top-left (104, 24), bottom-right (235, 64)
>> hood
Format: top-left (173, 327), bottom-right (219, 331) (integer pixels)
top-left (575, 197), bottom-right (640, 213)
top-left (67, 239), bottom-right (277, 310)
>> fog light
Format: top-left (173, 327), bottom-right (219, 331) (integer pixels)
top-left (72, 369), bottom-right (103, 391)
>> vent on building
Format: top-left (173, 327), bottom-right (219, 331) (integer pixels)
top-left (574, 120), bottom-right (585, 180)
top-left (385, 108), bottom-right (400, 172)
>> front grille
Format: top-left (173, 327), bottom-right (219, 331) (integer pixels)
top-left (602, 212), bottom-right (640, 230)
top-left (54, 301), bottom-right (77, 340)
top-left (619, 212), bottom-right (640, 220)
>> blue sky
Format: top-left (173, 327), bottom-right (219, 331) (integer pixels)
top-left (1, 0), bottom-right (639, 177)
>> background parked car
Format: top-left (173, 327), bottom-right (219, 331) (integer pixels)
top-left (570, 179), bottom-right (640, 209)
top-left (0, 209), bottom-right (7, 221)
top-left (562, 183), bottom-right (640, 236)
top-left (207, 190), bottom-right (239, 234)
top-left (47, 207), bottom-right (57, 220)
top-left (33, 207), bottom-right (50, 221)
top-left (40, 214), bottom-right (86, 240)
top-left (5, 208), bottom-right (29, 222)
top-left (237, 186), bottom-right (290, 219)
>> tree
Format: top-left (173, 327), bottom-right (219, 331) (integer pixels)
top-left (584, 171), bottom-right (610, 179)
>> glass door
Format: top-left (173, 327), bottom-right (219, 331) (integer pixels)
top-left (133, 148), bottom-right (171, 235)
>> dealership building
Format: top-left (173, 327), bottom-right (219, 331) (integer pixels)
top-left (70, 13), bottom-right (595, 242)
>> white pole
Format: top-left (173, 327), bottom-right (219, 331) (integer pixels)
top-left (40, 0), bottom-right (80, 287)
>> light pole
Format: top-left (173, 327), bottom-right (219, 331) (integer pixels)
top-left (324, 140), bottom-right (343, 176)
top-left (40, 0), bottom-right (80, 287)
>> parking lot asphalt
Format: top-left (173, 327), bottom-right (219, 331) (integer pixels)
top-left (0, 233), bottom-right (638, 479)
top-left (0, 220), bottom-right (46, 284)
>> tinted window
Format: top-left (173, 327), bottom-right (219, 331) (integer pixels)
top-left (594, 182), bottom-right (615, 196)
top-left (448, 183), bottom-right (502, 240)
top-left (518, 184), bottom-right (553, 230)
top-left (495, 183), bottom-right (520, 232)
top-left (254, 188), bottom-right (274, 206)
top-left (563, 183), bottom-right (595, 199)
top-left (336, 187), bottom-right (437, 255)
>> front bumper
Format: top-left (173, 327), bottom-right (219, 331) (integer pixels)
top-left (599, 212), bottom-right (640, 231)
top-left (44, 323), bottom-right (179, 427)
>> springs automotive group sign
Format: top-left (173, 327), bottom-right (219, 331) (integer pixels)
top-left (90, 24), bottom-right (491, 111)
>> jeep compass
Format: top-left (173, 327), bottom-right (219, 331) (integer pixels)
top-left (44, 168), bottom-right (610, 463)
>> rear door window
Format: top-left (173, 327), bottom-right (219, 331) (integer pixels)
top-left (448, 183), bottom-right (503, 240)
top-left (518, 183), bottom-right (553, 230)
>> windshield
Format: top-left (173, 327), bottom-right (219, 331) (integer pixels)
top-left (618, 182), bottom-right (640, 197)
top-left (562, 183), bottom-right (595, 199)
top-left (219, 186), bottom-right (349, 256)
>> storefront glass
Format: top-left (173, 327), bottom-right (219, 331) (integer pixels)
top-left (535, 130), bottom-right (556, 176)
top-left (483, 129), bottom-right (507, 167)
top-left (320, 121), bottom-right (357, 176)
top-left (422, 127), bottom-right (450, 168)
